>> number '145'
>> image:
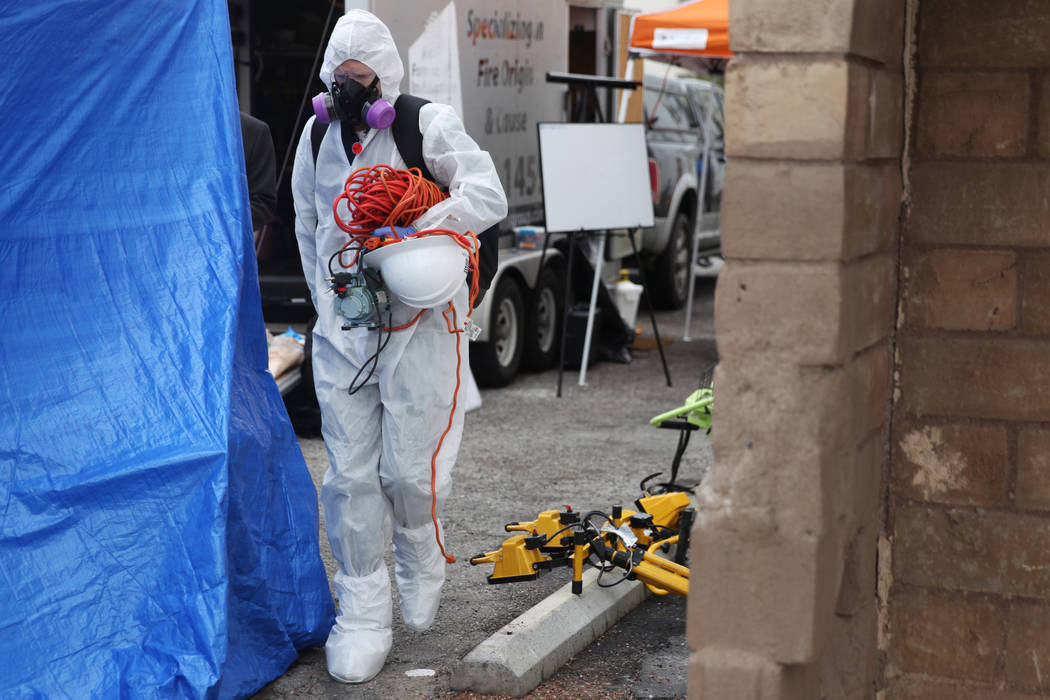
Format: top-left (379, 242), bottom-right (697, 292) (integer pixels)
top-left (503, 155), bottom-right (537, 197)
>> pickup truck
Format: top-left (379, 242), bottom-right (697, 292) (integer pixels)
top-left (639, 72), bottom-right (724, 310)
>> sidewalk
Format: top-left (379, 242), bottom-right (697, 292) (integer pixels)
top-left (254, 274), bottom-right (718, 699)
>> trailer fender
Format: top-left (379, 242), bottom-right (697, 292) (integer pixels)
top-left (471, 247), bottom-right (564, 343)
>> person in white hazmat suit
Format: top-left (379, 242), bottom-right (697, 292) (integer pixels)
top-left (290, 10), bottom-right (507, 684)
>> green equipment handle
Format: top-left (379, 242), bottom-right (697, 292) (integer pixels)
top-left (649, 388), bottom-right (714, 428)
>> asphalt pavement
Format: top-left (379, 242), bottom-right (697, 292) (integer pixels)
top-left (254, 263), bottom-right (720, 700)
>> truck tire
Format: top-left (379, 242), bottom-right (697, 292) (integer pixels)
top-left (470, 276), bottom-right (525, 387)
top-left (647, 208), bottom-right (693, 310)
top-left (283, 315), bottom-right (323, 437)
top-left (522, 264), bottom-right (564, 372)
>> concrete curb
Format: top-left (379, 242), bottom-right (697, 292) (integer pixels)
top-left (449, 568), bottom-right (648, 697)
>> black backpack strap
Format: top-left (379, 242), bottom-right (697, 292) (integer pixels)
top-left (310, 118), bottom-right (326, 167)
top-left (311, 118), bottom-right (360, 169)
top-left (392, 94), bottom-right (435, 182)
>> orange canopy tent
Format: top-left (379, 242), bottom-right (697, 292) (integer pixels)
top-left (629, 0), bottom-right (732, 61)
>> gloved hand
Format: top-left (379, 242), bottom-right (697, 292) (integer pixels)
top-left (372, 225), bottom-right (416, 240)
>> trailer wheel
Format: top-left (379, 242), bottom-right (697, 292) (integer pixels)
top-left (470, 276), bottom-right (525, 387)
top-left (522, 264), bottom-right (564, 372)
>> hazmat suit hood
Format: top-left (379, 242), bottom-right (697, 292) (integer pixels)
top-left (320, 10), bottom-right (403, 103)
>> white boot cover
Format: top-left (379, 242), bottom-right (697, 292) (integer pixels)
top-left (393, 522), bottom-right (447, 631)
top-left (325, 568), bottom-right (393, 683)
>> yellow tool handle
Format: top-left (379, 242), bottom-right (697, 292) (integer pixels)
top-left (644, 536), bottom-right (675, 595)
top-left (644, 538), bottom-right (689, 578)
top-left (571, 531), bottom-right (589, 594)
top-left (469, 550), bottom-right (500, 566)
top-left (633, 559), bottom-right (689, 597)
top-left (641, 537), bottom-right (688, 594)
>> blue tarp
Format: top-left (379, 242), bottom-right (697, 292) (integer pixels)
top-left (0, 2), bottom-right (335, 697)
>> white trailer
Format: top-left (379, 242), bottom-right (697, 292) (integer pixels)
top-left (348, 0), bottom-right (643, 386)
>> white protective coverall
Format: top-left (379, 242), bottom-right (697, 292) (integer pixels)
top-left (290, 10), bottom-right (507, 684)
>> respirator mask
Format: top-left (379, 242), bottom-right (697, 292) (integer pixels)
top-left (312, 75), bottom-right (395, 129)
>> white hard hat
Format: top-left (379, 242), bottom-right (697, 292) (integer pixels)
top-left (363, 235), bottom-right (468, 309)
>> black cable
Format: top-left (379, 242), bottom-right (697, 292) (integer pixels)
top-left (347, 310), bottom-right (393, 395)
top-left (639, 471), bottom-right (665, 493)
top-left (346, 331), bottom-right (381, 395)
top-left (536, 520), bottom-right (614, 572)
top-left (650, 481), bottom-right (696, 495)
top-left (650, 523), bottom-right (677, 540)
top-left (539, 523), bottom-right (578, 548)
top-left (540, 511), bottom-right (617, 549)
top-left (596, 550), bottom-right (634, 588)
top-left (580, 511), bottom-right (633, 586)
top-left (666, 428), bottom-right (692, 486)
top-left (596, 567), bottom-right (633, 588)
top-left (580, 511), bottom-right (615, 542)
top-left (328, 244), bottom-right (363, 275)
top-left (640, 472), bottom-right (696, 496)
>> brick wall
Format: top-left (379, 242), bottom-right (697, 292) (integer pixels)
top-left (886, 0), bottom-right (1050, 696)
top-left (688, 0), bottom-right (904, 697)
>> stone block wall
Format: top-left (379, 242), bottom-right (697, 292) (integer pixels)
top-left (688, 0), bottom-right (905, 697)
top-left (886, 0), bottom-right (1050, 696)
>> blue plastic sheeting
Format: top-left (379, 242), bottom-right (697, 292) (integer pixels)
top-left (0, 2), bottom-right (334, 697)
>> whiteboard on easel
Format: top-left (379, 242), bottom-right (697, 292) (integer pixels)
top-left (537, 122), bottom-right (655, 233)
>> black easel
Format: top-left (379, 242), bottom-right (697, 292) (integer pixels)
top-left (552, 229), bottom-right (671, 397)
top-left (539, 72), bottom-right (672, 397)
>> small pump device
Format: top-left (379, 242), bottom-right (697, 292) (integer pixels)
top-left (329, 268), bottom-right (390, 330)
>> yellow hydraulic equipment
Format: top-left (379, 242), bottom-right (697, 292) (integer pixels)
top-left (468, 534), bottom-right (548, 584)
top-left (469, 492), bottom-right (695, 597)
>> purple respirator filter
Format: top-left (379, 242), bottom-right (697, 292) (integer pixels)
top-left (364, 99), bottom-right (395, 129)
top-left (312, 93), bottom-right (334, 124)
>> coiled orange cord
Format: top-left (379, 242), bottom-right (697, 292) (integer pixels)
top-left (333, 165), bottom-right (484, 563)
top-left (334, 164), bottom-right (447, 236)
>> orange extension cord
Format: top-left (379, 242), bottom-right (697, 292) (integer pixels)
top-left (335, 164), bottom-right (483, 564)
top-left (332, 164), bottom-right (447, 267)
